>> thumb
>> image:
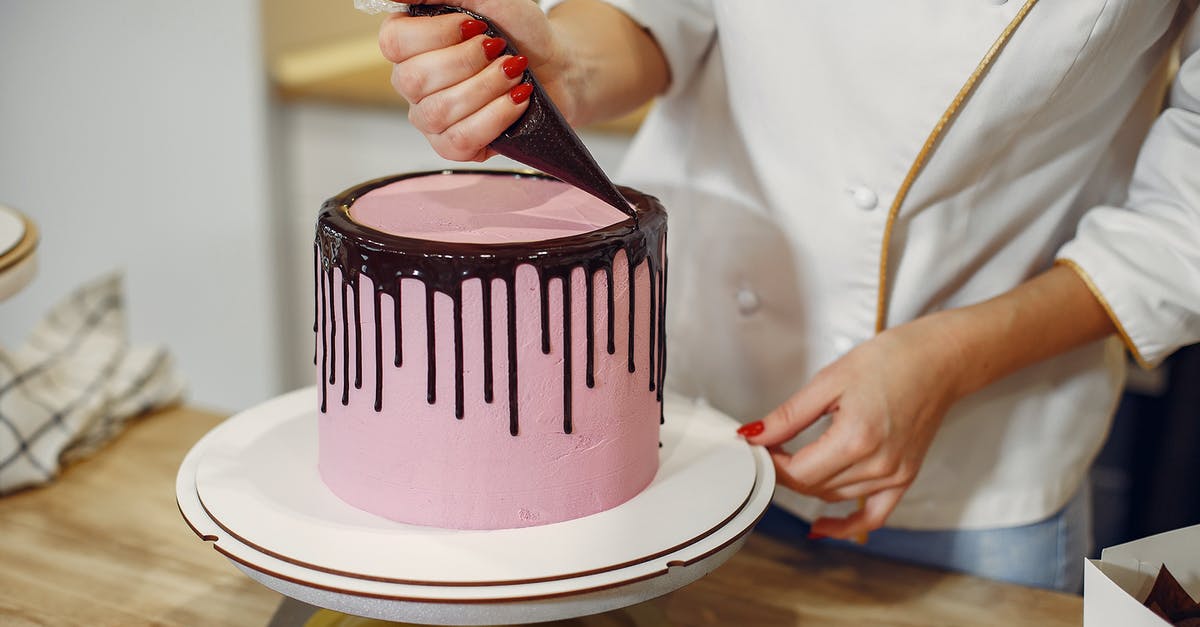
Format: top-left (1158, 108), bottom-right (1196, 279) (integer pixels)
top-left (810, 485), bottom-right (905, 539)
top-left (746, 374), bottom-right (839, 446)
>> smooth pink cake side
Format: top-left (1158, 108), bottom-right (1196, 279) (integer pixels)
top-left (317, 173), bottom-right (661, 530)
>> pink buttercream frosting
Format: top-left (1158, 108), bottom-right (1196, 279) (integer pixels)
top-left (349, 172), bottom-right (630, 243)
top-left (317, 172), bottom-right (661, 530)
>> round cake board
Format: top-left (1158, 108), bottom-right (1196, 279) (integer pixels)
top-left (177, 388), bottom-right (774, 625)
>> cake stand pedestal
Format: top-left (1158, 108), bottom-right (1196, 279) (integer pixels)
top-left (177, 388), bottom-right (773, 625)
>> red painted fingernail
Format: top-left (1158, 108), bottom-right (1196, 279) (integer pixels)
top-left (502, 55), bottom-right (528, 79)
top-left (807, 532), bottom-right (826, 541)
top-left (482, 37), bottom-right (506, 60)
top-left (459, 19), bottom-right (488, 41)
top-left (509, 83), bottom-right (533, 104)
top-left (736, 421), bottom-right (765, 437)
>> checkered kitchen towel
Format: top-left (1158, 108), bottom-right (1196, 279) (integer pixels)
top-left (0, 273), bottom-right (185, 494)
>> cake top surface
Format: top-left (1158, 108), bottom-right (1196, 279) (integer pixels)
top-left (349, 172), bottom-right (631, 244)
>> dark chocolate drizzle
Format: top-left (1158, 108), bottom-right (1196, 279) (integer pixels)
top-left (315, 170), bottom-right (666, 436)
top-left (406, 4), bottom-right (632, 218)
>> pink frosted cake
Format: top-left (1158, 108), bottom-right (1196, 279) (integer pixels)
top-left (314, 170), bottom-right (667, 530)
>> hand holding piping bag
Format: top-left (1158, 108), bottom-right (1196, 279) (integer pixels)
top-left (374, 0), bottom-right (568, 163)
top-left (372, 1), bottom-right (664, 214)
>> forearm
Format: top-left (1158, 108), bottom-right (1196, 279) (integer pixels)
top-left (936, 264), bottom-right (1119, 399)
top-left (547, 0), bottom-right (669, 126)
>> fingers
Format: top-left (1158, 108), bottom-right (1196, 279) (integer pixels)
top-left (769, 431), bottom-right (856, 496)
top-left (380, 8), bottom-right (533, 162)
top-left (810, 474), bottom-right (909, 503)
top-left (745, 372), bottom-right (838, 447)
top-left (407, 54), bottom-right (527, 134)
top-left (379, 12), bottom-right (473, 65)
top-left (819, 452), bottom-right (917, 495)
top-left (390, 32), bottom-right (507, 104)
top-left (809, 485), bottom-right (905, 540)
top-left (771, 420), bottom-right (917, 503)
top-left (381, 1), bottom-right (554, 66)
top-left (426, 86), bottom-right (530, 161)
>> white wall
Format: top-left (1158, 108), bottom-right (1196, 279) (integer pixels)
top-left (0, 3), bottom-right (281, 412)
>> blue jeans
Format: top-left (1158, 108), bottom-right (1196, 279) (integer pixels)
top-left (755, 486), bottom-right (1092, 594)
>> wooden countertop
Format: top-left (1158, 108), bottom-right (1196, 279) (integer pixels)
top-left (0, 405), bottom-right (1082, 626)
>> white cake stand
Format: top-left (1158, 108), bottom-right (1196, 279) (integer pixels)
top-left (177, 388), bottom-right (773, 625)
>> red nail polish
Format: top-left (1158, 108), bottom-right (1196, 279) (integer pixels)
top-left (502, 55), bottom-right (528, 79)
top-left (460, 19), bottom-right (488, 42)
top-left (509, 83), bottom-right (533, 105)
top-left (737, 421), bottom-right (765, 437)
top-left (807, 532), bottom-right (826, 541)
top-left (482, 37), bottom-right (506, 61)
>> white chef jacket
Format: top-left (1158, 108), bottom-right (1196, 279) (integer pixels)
top-left (542, 0), bottom-right (1200, 529)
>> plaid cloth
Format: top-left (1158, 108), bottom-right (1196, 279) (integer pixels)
top-left (0, 273), bottom-right (185, 494)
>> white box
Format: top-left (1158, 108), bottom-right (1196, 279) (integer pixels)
top-left (1084, 524), bottom-right (1200, 626)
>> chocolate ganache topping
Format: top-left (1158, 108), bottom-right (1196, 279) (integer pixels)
top-left (406, 4), bottom-right (633, 217)
top-left (315, 170), bottom-right (667, 436)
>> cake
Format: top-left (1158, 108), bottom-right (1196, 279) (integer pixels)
top-left (314, 170), bottom-right (667, 530)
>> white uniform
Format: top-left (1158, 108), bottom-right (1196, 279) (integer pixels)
top-left (544, 0), bottom-right (1200, 529)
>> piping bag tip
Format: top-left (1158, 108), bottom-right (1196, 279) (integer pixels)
top-left (406, 4), bottom-right (636, 222)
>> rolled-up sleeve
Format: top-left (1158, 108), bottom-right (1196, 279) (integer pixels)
top-left (541, 0), bottom-right (716, 98)
top-left (1057, 19), bottom-right (1200, 367)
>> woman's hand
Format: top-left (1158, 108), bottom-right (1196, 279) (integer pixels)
top-left (741, 313), bottom-right (971, 540)
top-left (378, 0), bottom-right (573, 162)
top-left (378, 0), bottom-right (668, 162)
top-left (738, 264), bottom-right (1119, 540)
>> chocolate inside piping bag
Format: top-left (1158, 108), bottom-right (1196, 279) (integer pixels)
top-left (407, 4), bottom-right (634, 219)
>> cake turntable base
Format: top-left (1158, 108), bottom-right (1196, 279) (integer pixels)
top-left (177, 388), bottom-right (774, 625)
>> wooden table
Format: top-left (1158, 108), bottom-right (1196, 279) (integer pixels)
top-left (0, 406), bottom-right (1083, 626)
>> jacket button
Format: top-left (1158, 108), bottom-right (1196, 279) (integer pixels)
top-left (736, 288), bottom-right (760, 315)
top-left (848, 185), bottom-right (879, 211)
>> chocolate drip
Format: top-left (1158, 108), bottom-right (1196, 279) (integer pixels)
top-left (327, 266), bottom-right (337, 386)
top-left (480, 279), bottom-right (494, 404)
top-left (315, 170), bottom-right (666, 436)
top-left (352, 279), bottom-right (362, 391)
top-left (604, 266), bottom-right (615, 355)
top-left (373, 289), bottom-right (383, 412)
top-left (626, 259), bottom-right (636, 374)
top-left (505, 277), bottom-right (519, 435)
top-left (392, 283), bottom-right (403, 367)
top-left (319, 256), bottom-right (328, 413)
top-left (658, 254), bottom-right (669, 406)
top-left (425, 285), bottom-right (436, 405)
top-left (341, 281), bottom-right (351, 405)
top-left (561, 277), bottom-right (573, 434)
top-left (584, 268), bottom-right (595, 389)
top-left (539, 272), bottom-right (552, 355)
top-left (405, 5), bottom-right (632, 218)
top-left (647, 263), bottom-right (657, 393)
top-left (452, 284), bottom-right (465, 419)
